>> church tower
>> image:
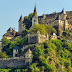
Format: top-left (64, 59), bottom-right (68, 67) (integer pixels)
top-left (32, 5), bottom-right (38, 26)
top-left (18, 15), bottom-right (25, 33)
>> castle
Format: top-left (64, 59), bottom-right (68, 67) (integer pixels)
top-left (1, 5), bottom-right (72, 68)
top-left (18, 6), bottom-right (72, 36)
top-left (3, 6), bottom-right (72, 40)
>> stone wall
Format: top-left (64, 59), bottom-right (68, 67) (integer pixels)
top-left (22, 44), bottom-right (35, 51)
top-left (0, 57), bottom-right (25, 68)
top-left (28, 31), bottom-right (48, 44)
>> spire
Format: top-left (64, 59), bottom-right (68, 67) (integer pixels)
top-left (34, 5), bottom-right (36, 13)
top-left (62, 8), bottom-right (66, 14)
top-left (19, 15), bottom-right (23, 21)
top-left (33, 5), bottom-right (38, 18)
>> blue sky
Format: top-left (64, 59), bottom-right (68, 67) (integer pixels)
top-left (0, 0), bottom-right (72, 40)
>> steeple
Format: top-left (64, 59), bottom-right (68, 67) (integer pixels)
top-left (19, 15), bottom-right (23, 21)
top-left (33, 5), bottom-right (38, 18)
top-left (32, 5), bottom-right (38, 26)
top-left (62, 8), bottom-right (66, 14)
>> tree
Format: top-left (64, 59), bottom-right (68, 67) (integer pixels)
top-left (29, 63), bottom-right (40, 72)
top-left (24, 13), bottom-right (33, 29)
top-left (45, 25), bottom-right (57, 35)
top-left (21, 29), bottom-right (29, 37)
top-left (2, 36), bottom-right (22, 55)
top-left (0, 52), bottom-right (8, 58)
top-left (52, 11), bottom-right (56, 14)
top-left (21, 35), bottom-right (28, 45)
top-left (33, 46), bottom-right (44, 59)
top-left (29, 24), bottom-right (46, 34)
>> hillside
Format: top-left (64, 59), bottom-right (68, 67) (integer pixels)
top-left (0, 39), bottom-right (72, 72)
top-left (26, 39), bottom-right (72, 72)
top-left (0, 22), bottom-right (72, 72)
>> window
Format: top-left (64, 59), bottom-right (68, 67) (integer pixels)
top-left (16, 49), bottom-right (17, 52)
top-left (15, 54), bottom-right (18, 57)
top-left (34, 20), bottom-right (36, 22)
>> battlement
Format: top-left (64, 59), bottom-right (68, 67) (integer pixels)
top-left (0, 57), bottom-right (24, 60)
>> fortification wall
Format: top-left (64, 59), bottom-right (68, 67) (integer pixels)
top-left (22, 44), bottom-right (35, 51)
top-left (0, 57), bottom-right (25, 68)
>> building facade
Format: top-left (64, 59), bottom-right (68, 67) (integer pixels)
top-left (51, 33), bottom-right (57, 40)
top-left (32, 7), bottom-right (72, 36)
top-left (18, 6), bottom-right (72, 36)
top-left (25, 49), bottom-right (33, 65)
top-left (0, 42), bottom-right (2, 52)
top-left (32, 5), bottom-right (38, 26)
top-left (28, 31), bottom-right (49, 44)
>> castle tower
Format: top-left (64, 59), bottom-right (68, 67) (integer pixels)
top-left (13, 46), bottom-right (20, 57)
top-left (18, 15), bottom-right (25, 33)
top-left (64, 20), bottom-right (69, 31)
top-left (32, 5), bottom-right (38, 26)
top-left (25, 49), bottom-right (33, 65)
top-left (58, 20), bottom-right (64, 36)
top-left (61, 8), bottom-right (67, 20)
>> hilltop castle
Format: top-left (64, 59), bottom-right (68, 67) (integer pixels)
top-left (3, 6), bottom-right (72, 40)
top-left (18, 6), bottom-right (72, 36)
top-left (1, 6), bottom-right (72, 68)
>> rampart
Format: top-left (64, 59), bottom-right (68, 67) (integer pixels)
top-left (0, 57), bottom-right (25, 68)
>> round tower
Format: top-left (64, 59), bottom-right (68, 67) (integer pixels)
top-left (18, 15), bottom-right (25, 33)
top-left (61, 8), bottom-right (67, 20)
